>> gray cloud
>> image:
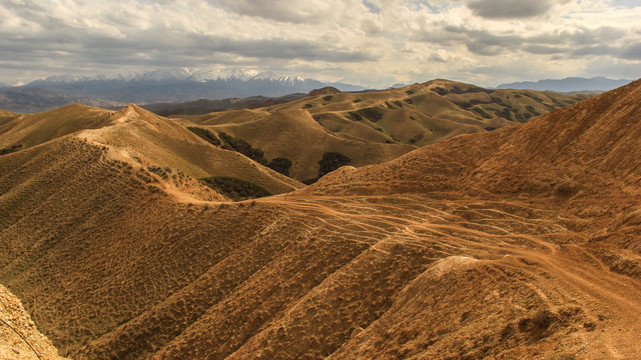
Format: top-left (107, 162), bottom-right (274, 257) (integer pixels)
top-left (466, 0), bottom-right (554, 19)
top-left (0, 0), bottom-right (639, 87)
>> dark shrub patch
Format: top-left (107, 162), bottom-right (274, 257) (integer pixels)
top-left (187, 127), bottom-right (221, 146)
top-left (323, 95), bottom-right (334, 101)
top-left (219, 132), bottom-right (267, 165)
top-left (431, 87), bottom-right (449, 95)
top-left (453, 101), bottom-right (473, 109)
top-left (525, 105), bottom-right (541, 116)
top-left (0, 144), bottom-right (22, 155)
top-left (484, 126), bottom-right (497, 131)
top-left (393, 100), bottom-right (404, 108)
top-left (493, 108), bottom-right (513, 121)
top-left (267, 157), bottom-right (292, 176)
top-left (318, 152), bottom-right (352, 178)
top-left (409, 133), bottom-right (424, 144)
top-left (404, 98), bottom-right (414, 104)
top-left (353, 99), bottom-right (362, 103)
top-left (357, 107), bottom-right (383, 122)
top-left (525, 94), bottom-right (544, 102)
top-left (303, 103), bottom-right (313, 109)
top-left (471, 107), bottom-right (493, 119)
top-left (348, 112), bottom-right (362, 121)
top-left (200, 176), bottom-right (271, 201)
top-left (405, 90), bottom-right (415, 95)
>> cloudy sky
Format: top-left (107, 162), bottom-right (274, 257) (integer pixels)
top-left (1, 0), bottom-right (640, 87)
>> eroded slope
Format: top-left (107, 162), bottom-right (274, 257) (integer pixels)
top-left (0, 81), bottom-right (640, 359)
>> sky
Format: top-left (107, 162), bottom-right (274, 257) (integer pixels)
top-left (1, 0), bottom-right (640, 88)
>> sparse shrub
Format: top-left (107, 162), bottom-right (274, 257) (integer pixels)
top-left (526, 105), bottom-right (541, 116)
top-left (323, 95), bottom-right (333, 101)
top-left (409, 133), bottom-right (424, 144)
top-left (525, 94), bottom-right (544, 102)
top-left (393, 100), bottom-right (404, 108)
top-left (518, 309), bottom-right (557, 340)
top-left (385, 101), bottom-right (395, 109)
top-left (348, 112), bottom-right (362, 121)
top-left (404, 98), bottom-right (414, 104)
top-left (405, 90), bottom-right (415, 95)
top-left (353, 99), bottom-right (362, 103)
top-left (200, 176), bottom-right (272, 201)
top-left (453, 101), bottom-right (473, 109)
top-left (471, 107), bottom-right (492, 119)
top-left (187, 127), bottom-right (221, 146)
top-left (318, 152), bottom-right (351, 178)
top-left (0, 144), bottom-right (22, 155)
top-left (431, 87), bottom-right (449, 95)
top-left (267, 157), bottom-right (292, 176)
top-left (484, 127), bottom-right (497, 131)
top-left (303, 103), bottom-right (313, 109)
top-left (219, 132), bottom-right (268, 165)
top-left (493, 108), bottom-right (513, 120)
top-left (514, 93), bottom-right (522, 98)
top-left (357, 107), bottom-right (383, 122)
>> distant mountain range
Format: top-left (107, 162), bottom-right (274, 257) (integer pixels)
top-left (0, 69), bottom-right (366, 112)
top-left (496, 77), bottom-right (632, 92)
top-left (22, 69), bottom-right (365, 103)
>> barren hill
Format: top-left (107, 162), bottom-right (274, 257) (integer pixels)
top-left (188, 109), bottom-right (413, 181)
top-left (0, 80), bottom-right (640, 359)
top-left (0, 103), bottom-right (301, 197)
top-left (1, 284), bottom-right (67, 359)
top-left (236, 79), bottom-right (590, 147)
top-left (177, 79), bottom-right (587, 182)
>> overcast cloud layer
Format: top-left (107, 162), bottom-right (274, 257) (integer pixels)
top-left (0, 0), bottom-right (640, 87)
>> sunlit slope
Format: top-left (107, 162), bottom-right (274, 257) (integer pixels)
top-left (0, 104), bottom-right (111, 149)
top-left (193, 109), bottom-right (413, 181)
top-left (265, 79), bottom-right (590, 146)
top-left (79, 104), bottom-right (302, 194)
top-left (1, 284), bottom-right (68, 360)
top-left (0, 104), bottom-right (302, 196)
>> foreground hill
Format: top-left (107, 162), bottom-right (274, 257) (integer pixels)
top-left (183, 109), bottom-right (414, 181)
top-left (1, 284), bottom-right (67, 359)
top-left (0, 103), bottom-right (301, 197)
top-left (0, 80), bottom-right (640, 359)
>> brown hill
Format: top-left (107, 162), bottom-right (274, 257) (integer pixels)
top-left (268, 79), bottom-right (591, 146)
top-left (307, 86), bottom-right (341, 97)
top-left (190, 109), bottom-right (413, 181)
top-left (176, 80), bottom-right (589, 182)
top-left (0, 80), bottom-right (639, 359)
top-left (0, 104), bottom-right (301, 197)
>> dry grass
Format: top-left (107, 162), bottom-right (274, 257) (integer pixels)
top-left (0, 81), bottom-right (640, 360)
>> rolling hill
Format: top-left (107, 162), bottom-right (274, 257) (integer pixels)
top-left (173, 79), bottom-right (590, 182)
top-left (0, 103), bottom-right (301, 198)
top-left (0, 78), bottom-right (640, 359)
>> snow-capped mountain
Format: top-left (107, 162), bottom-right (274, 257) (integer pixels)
top-left (22, 68), bottom-right (361, 104)
top-left (33, 69), bottom-right (309, 85)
